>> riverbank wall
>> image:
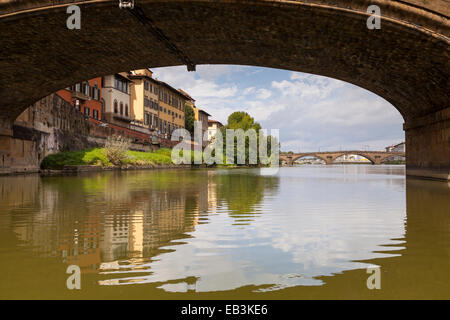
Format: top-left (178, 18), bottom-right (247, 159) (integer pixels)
top-left (0, 94), bottom-right (159, 175)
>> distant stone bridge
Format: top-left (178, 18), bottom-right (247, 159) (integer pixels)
top-left (0, 0), bottom-right (448, 179)
top-left (280, 151), bottom-right (405, 165)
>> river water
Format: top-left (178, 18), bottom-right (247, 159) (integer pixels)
top-left (0, 165), bottom-right (449, 299)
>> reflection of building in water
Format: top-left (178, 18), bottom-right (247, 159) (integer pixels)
top-left (101, 213), bottom-right (131, 262)
top-left (8, 177), bottom-right (59, 256)
top-left (141, 190), bottom-right (191, 258)
top-left (58, 214), bottom-right (102, 272)
top-left (99, 186), bottom-right (200, 262)
top-left (207, 171), bottom-right (218, 210)
top-left (2, 171), bottom-right (216, 270)
top-left (198, 177), bottom-right (209, 214)
top-left (2, 175), bottom-right (103, 271)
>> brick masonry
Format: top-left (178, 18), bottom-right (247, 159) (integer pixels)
top-left (0, 93), bottom-right (159, 174)
top-left (0, 0), bottom-right (449, 178)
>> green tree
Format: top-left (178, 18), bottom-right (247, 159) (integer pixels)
top-left (184, 104), bottom-right (195, 133)
top-left (221, 111), bottom-right (278, 165)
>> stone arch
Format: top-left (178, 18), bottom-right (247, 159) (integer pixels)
top-left (0, 0), bottom-right (448, 124)
top-left (291, 154), bottom-right (328, 164)
top-left (0, 0), bottom-right (448, 179)
top-left (332, 153), bottom-right (376, 164)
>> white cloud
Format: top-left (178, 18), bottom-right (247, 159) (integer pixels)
top-left (243, 87), bottom-right (256, 95)
top-left (256, 88), bottom-right (272, 100)
top-left (151, 66), bottom-right (404, 150)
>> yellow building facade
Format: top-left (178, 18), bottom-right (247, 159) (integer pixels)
top-left (129, 69), bottom-right (160, 133)
top-left (178, 89), bottom-right (210, 146)
top-left (157, 82), bottom-right (189, 136)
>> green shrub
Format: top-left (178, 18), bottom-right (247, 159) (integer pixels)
top-left (41, 146), bottom-right (174, 170)
top-left (40, 148), bottom-right (110, 169)
top-left (104, 135), bottom-right (131, 166)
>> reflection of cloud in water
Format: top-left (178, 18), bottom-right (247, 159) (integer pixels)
top-left (98, 167), bottom-right (407, 293)
top-left (3, 166), bottom-right (449, 298)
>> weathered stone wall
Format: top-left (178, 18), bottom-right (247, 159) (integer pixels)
top-left (0, 0), bottom-right (448, 178)
top-left (0, 94), bottom-right (93, 174)
top-left (0, 94), bottom-right (158, 175)
top-left (404, 108), bottom-right (450, 180)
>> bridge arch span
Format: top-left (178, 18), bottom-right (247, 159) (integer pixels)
top-left (331, 153), bottom-right (376, 164)
top-left (291, 154), bottom-right (328, 164)
top-left (0, 0), bottom-right (448, 179)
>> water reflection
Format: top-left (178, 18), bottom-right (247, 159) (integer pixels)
top-left (0, 167), bottom-right (448, 299)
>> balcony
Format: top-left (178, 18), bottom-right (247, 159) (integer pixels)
top-left (71, 90), bottom-right (90, 102)
top-left (113, 113), bottom-right (132, 123)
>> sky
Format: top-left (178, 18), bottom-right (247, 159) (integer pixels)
top-left (152, 65), bottom-right (404, 152)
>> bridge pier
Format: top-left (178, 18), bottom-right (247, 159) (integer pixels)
top-left (0, 117), bottom-right (15, 174)
top-left (404, 108), bottom-right (450, 181)
top-left (0, 117), bottom-right (13, 137)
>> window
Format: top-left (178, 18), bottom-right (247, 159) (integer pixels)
top-left (84, 107), bottom-right (90, 117)
top-left (125, 104), bottom-right (129, 117)
top-left (114, 101), bottom-right (118, 113)
top-left (84, 82), bottom-right (90, 96)
top-left (145, 113), bottom-right (152, 126)
top-left (120, 103), bottom-right (123, 115)
top-left (93, 85), bottom-right (99, 100)
top-left (114, 76), bottom-right (129, 94)
top-left (93, 110), bottom-right (99, 119)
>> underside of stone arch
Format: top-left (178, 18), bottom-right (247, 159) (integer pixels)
top-left (0, 0), bottom-right (448, 179)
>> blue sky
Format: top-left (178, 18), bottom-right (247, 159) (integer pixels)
top-left (152, 65), bottom-right (404, 152)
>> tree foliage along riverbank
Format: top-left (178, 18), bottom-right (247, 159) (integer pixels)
top-left (184, 104), bottom-right (195, 133)
top-left (220, 111), bottom-right (279, 165)
top-left (41, 111), bottom-right (280, 170)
